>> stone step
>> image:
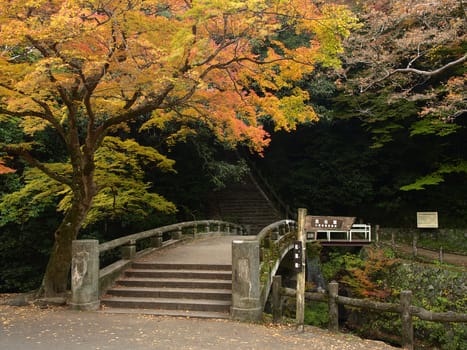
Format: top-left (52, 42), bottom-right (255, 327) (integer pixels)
top-left (100, 307), bottom-right (230, 319)
top-left (116, 277), bottom-right (232, 289)
top-left (102, 257), bottom-right (234, 318)
top-left (101, 296), bottom-right (231, 313)
top-left (131, 263), bottom-right (232, 271)
top-left (124, 269), bottom-right (232, 280)
top-left (217, 204), bottom-right (278, 211)
top-left (106, 286), bottom-right (231, 300)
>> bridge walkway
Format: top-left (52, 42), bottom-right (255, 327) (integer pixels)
top-left (137, 235), bottom-right (255, 265)
top-left (100, 235), bottom-right (255, 319)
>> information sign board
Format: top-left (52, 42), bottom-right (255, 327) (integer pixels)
top-left (417, 212), bottom-right (438, 228)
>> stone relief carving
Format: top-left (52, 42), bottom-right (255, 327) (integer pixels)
top-left (72, 251), bottom-right (89, 290)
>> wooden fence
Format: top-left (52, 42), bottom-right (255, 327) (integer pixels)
top-left (272, 278), bottom-right (467, 350)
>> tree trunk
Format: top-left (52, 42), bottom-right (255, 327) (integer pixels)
top-left (38, 200), bottom-right (92, 297)
top-left (40, 222), bottom-right (77, 297)
top-left (38, 177), bottom-right (96, 297)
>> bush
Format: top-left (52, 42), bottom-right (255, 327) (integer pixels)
top-left (304, 302), bottom-right (328, 327)
top-left (321, 246), bottom-right (467, 349)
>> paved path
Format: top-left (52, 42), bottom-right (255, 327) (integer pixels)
top-left (138, 235), bottom-right (256, 265)
top-left (0, 235), bottom-right (398, 350)
top-left (0, 303), bottom-right (397, 350)
top-left (391, 243), bottom-right (467, 268)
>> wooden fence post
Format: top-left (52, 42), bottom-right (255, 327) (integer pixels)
top-left (412, 233), bottom-right (418, 257)
top-left (328, 281), bottom-right (339, 332)
top-left (272, 275), bottom-right (282, 324)
top-left (400, 290), bottom-right (414, 350)
top-left (296, 208), bottom-right (307, 332)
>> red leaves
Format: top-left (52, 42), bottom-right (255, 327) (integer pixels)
top-left (0, 160), bottom-right (16, 174)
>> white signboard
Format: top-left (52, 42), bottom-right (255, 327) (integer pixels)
top-left (417, 212), bottom-right (438, 228)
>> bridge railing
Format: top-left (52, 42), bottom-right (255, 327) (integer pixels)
top-left (99, 220), bottom-right (246, 255)
top-left (257, 220), bottom-right (297, 308)
top-left (70, 220), bottom-right (246, 311)
top-left (231, 219), bottom-right (297, 322)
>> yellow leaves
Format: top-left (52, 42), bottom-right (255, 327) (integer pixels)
top-left (81, 136), bottom-right (178, 225)
top-left (166, 126), bottom-right (197, 146)
top-left (47, 3), bottom-right (84, 39)
top-left (20, 116), bottom-right (51, 135)
top-left (253, 89), bottom-right (317, 132)
top-left (187, 0), bottom-right (247, 21)
top-left (140, 110), bottom-right (177, 132)
top-left (0, 0), bottom-right (360, 157)
top-left (299, 4), bottom-right (360, 68)
top-left (0, 58), bottom-right (33, 84)
top-left (277, 90), bottom-right (318, 129)
top-left (98, 136), bottom-right (176, 173)
top-left (168, 27), bottom-right (195, 68)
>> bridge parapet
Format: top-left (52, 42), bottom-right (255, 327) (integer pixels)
top-left (258, 220), bottom-right (297, 308)
top-left (71, 220), bottom-right (246, 311)
top-left (231, 219), bottom-right (297, 321)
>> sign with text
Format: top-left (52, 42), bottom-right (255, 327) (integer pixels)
top-left (417, 212), bottom-right (438, 228)
top-left (305, 216), bottom-right (356, 232)
top-left (293, 241), bottom-right (303, 272)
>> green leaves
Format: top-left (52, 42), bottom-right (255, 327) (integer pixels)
top-left (0, 167), bottom-right (64, 226)
top-left (401, 161), bottom-right (467, 191)
top-left (410, 117), bottom-right (461, 137)
top-left (0, 136), bottom-right (177, 227)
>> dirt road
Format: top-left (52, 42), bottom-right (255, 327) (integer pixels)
top-left (388, 243), bottom-right (467, 268)
top-left (0, 302), bottom-right (397, 350)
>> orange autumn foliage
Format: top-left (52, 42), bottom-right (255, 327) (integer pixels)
top-left (0, 0), bottom-right (359, 153)
top-left (0, 0), bottom-right (359, 296)
top-left (0, 160), bottom-right (15, 174)
top-left (343, 247), bottom-right (400, 300)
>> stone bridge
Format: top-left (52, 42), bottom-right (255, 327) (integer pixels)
top-left (70, 215), bottom-right (370, 320)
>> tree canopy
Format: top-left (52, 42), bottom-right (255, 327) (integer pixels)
top-left (336, 0), bottom-right (466, 189)
top-left (0, 0), bottom-right (358, 296)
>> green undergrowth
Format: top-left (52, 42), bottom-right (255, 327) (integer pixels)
top-left (320, 246), bottom-right (467, 349)
top-left (380, 229), bottom-right (467, 255)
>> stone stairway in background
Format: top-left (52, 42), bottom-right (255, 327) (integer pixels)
top-left (101, 262), bottom-right (232, 319)
top-left (207, 174), bottom-right (282, 235)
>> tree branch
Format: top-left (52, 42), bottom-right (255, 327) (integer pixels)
top-left (2, 145), bottom-right (72, 186)
top-left (394, 54), bottom-right (467, 76)
top-left (362, 54), bottom-right (467, 92)
top-left (91, 83), bottom-right (175, 151)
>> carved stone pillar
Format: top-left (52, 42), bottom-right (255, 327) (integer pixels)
top-left (70, 240), bottom-right (100, 311)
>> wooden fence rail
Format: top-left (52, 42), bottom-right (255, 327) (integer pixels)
top-left (277, 281), bottom-right (467, 350)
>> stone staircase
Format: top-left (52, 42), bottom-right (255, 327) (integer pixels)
top-left (208, 175), bottom-right (282, 235)
top-left (101, 262), bottom-right (232, 319)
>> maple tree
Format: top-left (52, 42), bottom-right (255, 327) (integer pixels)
top-left (336, 0), bottom-right (466, 188)
top-left (0, 0), bottom-right (358, 296)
